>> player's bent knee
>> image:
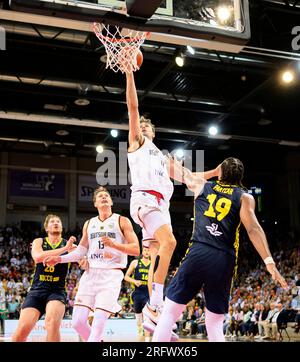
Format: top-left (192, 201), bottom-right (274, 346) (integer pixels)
top-left (45, 317), bottom-right (61, 331)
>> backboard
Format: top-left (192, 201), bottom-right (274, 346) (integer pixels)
top-left (9, 0), bottom-right (250, 53)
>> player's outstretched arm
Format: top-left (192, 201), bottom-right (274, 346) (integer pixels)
top-left (126, 72), bottom-right (143, 150)
top-left (193, 164), bottom-right (221, 182)
top-left (167, 155), bottom-right (218, 196)
top-left (102, 216), bottom-right (140, 256)
top-left (240, 193), bottom-right (288, 289)
top-left (31, 236), bottom-right (76, 264)
top-left (43, 221), bottom-right (89, 266)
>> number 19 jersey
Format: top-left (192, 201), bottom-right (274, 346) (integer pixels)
top-left (191, 181), bottom-right (246, 256)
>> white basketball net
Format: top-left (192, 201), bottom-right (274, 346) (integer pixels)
top-left (93, 23), bottom-right (149, 73)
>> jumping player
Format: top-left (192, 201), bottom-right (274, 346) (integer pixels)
top-left (44, 186), bottom-right (140, 342)
top-left (12, 214), bottom-right (76, 342)
top-left (125, 71), bottom-right (178, 334)
top-left (153, 157), bottom-right (287, 342)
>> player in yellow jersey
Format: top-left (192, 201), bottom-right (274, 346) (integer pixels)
top-left (12, 214), bottom-right (76, 342)
top-left (153, 157), bottom-right (287, 342)
top-left (125, 246), bottom-right (151, 339)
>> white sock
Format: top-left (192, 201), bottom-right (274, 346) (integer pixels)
top-left (152, 297), bottom-right (185, 342)
top-left (72, 306), bottom-right (91, 341)
top-left (205, 308), bottom-right (225, 342)
top-left (150, 282), bottom-right (164, 307)
top-left (87, 309), bottom-right (110, 342)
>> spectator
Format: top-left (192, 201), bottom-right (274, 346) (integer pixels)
top-left (8, 297), bottom-right (20, 319)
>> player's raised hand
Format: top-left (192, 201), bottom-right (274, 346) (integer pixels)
top-left (66, 236), bottom-right (77, 251)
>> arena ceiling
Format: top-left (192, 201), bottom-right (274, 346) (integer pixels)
top-left (0, 0), bottom-right (299, 169)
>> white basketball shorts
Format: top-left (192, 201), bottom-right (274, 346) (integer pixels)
top-left (74, 268), bottom-right (123, 313)
top-left (130, 191), bottom-right (172, 246)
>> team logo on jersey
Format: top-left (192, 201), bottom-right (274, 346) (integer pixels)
top-left (206, 223), bottom-right (222, 236)
top-left (108, 224), bottom-right (114, 229)
top-left (149, 149), bottom-right (159, 156)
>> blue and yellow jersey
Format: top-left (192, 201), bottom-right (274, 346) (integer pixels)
top-left (191, 181), bottom-right (246, 257)
top-left (133, 257), bottom-right (150, 293)
top-left (30, 237), bottom-right (69, 291)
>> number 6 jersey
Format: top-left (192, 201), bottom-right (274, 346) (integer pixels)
top-left (87, 213), bottom-right (127, 269)
top-left (191, 181), bottom-right (246, 257)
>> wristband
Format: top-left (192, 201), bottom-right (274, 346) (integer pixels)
top-left (264, 256), bottom-right (275, 265)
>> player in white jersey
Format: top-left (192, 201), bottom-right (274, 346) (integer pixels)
top-left (126, 71), bottom-right (178, 335)
top-left (43, 186), bottom-right (140, 342)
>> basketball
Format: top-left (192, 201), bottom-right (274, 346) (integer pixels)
top-left (136, 50), bottom-right (143, 69)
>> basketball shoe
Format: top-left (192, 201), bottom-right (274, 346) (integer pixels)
top-left (142, 303), bottom-right (178, 341)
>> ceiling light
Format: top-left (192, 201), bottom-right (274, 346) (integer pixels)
top-left (110, 129), bottom-right (118, 138)
top-left (281, 70), bottom-right (295, 84)
top-left (208, 125), bottom-right (218, 136)
top-left (186, 45), bottom-right (195, 55)
top-left (216, 6), bottom-right (231, 22)
top-left (56, 129), bottom-right (69, 136)
top-left (74, 98), bottom-right (90, 106)
top-left (96, 145), bottom-right (104, 153)
top-left (175, 149), bottom-right (184, 158)
top-left (175, 55), bottom-right (184, 67)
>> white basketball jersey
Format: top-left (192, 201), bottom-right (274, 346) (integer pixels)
top-left (87, 213), bottom-right (127, 269)
top-left (128, 136), bottom-right (174, 201)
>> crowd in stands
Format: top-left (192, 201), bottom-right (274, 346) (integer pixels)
top-left (0, 223), bottom-right (299, 340)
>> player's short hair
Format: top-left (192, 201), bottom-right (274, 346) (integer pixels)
top-left (220, 157), bottom-right (244, 187)
top-left (93, 186), bottom-right (111, 202)
top-left (140, 116), bottom-right (155, 135)
top-left (44, 214), bottom-right (62, 230)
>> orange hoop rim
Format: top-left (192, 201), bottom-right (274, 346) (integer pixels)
top-left (93, 22), bottom-right (150, 43)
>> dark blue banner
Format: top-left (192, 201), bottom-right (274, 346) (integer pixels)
top-left (10, 171), bottom-right (65, 199)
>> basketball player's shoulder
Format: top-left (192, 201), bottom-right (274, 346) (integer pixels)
top-left (240, 192), bottom-right (254, 202)
top-left (83, 217), bottom-right (94, 229)
top-left (32, 237), bottom-right (43, 245)
top-left (118, 215), bottom-right (132, 226)
top-left (131, 258), bottom-right (139, 268)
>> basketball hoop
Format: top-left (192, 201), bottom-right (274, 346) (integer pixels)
top-left (93, 23), bottom-right (150, 73)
